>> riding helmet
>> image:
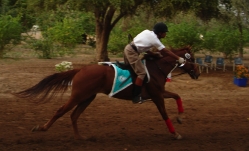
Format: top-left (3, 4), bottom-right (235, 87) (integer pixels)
top-left (153, 22), bottom-right (168, 34)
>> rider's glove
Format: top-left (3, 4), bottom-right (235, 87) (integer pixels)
top-left (178, 57), bottom-right (185, 63)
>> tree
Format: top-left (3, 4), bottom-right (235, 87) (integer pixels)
top-left (162, 13), bottom-right (204, 53)
top-left (21, 0), bottom-right (221, 61)
top-left (19, 0), bottom-right (146, 61)
top-left (218, 0), bottom-right (249, 58)
top-left (152, 0), bottom-right (220, 22)
top-left (66, 0), bottom-right (148, 61)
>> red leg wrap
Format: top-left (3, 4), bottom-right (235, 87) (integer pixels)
top-left (176, 98), bottom-right (184, 113)
top-left (165, 118), bottom-right (175, 133)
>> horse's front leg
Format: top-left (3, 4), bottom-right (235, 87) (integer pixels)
top-left (152, 95), bottom-right (182, 140)
top-left (163, 90), bottom-right (184, 124)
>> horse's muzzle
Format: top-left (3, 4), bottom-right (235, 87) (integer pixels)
top-left (189, 70), bottom-right (200, 79)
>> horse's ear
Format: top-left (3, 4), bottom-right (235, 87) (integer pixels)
top-left (169, 46), bottom-right (174, 51)
top-left (187, 45), bottom-right (192, 49)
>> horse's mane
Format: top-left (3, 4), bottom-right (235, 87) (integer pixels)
top-left (116, 46), bottom-right (192, 69)
top-left (168, 46), bottom-right (192, 53)
top-left (144, 45), bottom-right (192, 61)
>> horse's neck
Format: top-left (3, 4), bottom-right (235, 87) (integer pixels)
top-left (174, 49), bottom-right (188, 57)
top-left (145, 48), bottom-right (189, 78)
top-left (146, 58), bottom-right (174, 79)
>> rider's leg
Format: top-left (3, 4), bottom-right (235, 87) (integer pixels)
top-left (131, 58), bottom-right (147, 103)
top-left (132, 77), bottom-right (144, 103)
top-left (123, 44), bottom-right (146, 103)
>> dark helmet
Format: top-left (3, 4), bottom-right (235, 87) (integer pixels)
top-left (153, 22), bottom-right (168, 34)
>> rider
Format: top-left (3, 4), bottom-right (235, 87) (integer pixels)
top-left (123, 22), bottom-right (185, 104)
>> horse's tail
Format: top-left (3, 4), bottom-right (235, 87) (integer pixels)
top-left (13, 69), bottom-right (81, 104)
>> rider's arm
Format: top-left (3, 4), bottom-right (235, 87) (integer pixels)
top-left (160, 48), bottom-right (185, 63)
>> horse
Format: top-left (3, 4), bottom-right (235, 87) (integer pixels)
top-left (14, 46), bottom-right (200, 140)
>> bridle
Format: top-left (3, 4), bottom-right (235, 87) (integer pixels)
top-left (154, 52), bottom-right (197, 78)
top-left (177, 53), bottom-right (198, 78)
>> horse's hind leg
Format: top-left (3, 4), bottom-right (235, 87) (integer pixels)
top-left (70, 95), bottom-right (96, 140)
top-left (32, 96), bottom-right (82, 132)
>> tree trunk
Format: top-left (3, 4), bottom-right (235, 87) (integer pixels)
top-left (0, 46), bottom-right (4, 58)
top-left (236, 8), bottom-right (243, 59)
top-left (94, 5), bottom-right (125, 62)
top-left (238, 23), bottom-right (243, 58)
top-left (94, 6), bottom-right (116, 62)
top-left (95, 24), bottom-right (111, 61)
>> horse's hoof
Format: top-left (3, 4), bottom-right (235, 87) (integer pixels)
top-left (177, 117), bottom-right (182, 124)
top-left (31, 125), bottom-right (40, 132)
top-left (174, 132), bottom-right (182, 140)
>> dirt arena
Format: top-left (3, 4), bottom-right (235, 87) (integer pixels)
top-left (0, 51), bottom-right (249, 151)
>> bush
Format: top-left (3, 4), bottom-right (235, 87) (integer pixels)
top-left (108, 28), bottom-right (127, 55)
top-left (163, 21), bottom-right (203, 53)
top-left (202, 20), bottom-right (241, 59)
top-left (108, 22), bottom-right (146, 55)
top-left (29, 38), bottom-right (54, 59)
top-left (213, 26), bottom-right (240, 59)
top-left (0, 15), bottom-right (22, 58)
top-left (28, 14), bottom-right (92, 58)
top-left (46, 17), bottom-right (85, 48)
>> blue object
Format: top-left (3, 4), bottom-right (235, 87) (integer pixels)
top-left (233, 77), bottom-right (248, 87)
top-left (109, 64), bottom-right (133, 96)
top-left (234, 57), bottom-right (243, 65)
top-left (196, 58), bottom-right (203, 65)
top-left (204, 55), bottom-right (212, 63)
top-left (216, 57), bottom-right (225, 65)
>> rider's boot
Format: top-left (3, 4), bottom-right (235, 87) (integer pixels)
top-left (132, 77), bottom-right (143, 104)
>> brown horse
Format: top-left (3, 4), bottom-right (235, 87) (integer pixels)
top-left (14, 46), bottom-right (200, 140)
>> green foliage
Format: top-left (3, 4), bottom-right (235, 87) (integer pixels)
top-left (108, 28), bottom-right (127, 55)
top-left (150, 0), bottom-right (219, 21)
top-left (0, 15), bottom-right (22, 58)
top-left (6, 0), bottom-right (37, 31)
top-left (200, 30), bottom-right (217, 52)
top-left (200, 19), bottom-right (248, 59)
top-left (29, 38), bottom-right (54, 59)
top-left (108, 17), bottom-right (147, 54)
top-left (35, 7), bottom-right (95, 33)
top-left (1, 0), bottom-right (248, 59)
top-left (244, 29), bottom-right (249, 46)
top-left (163, 21), bottom-right (203, 52)
top-left (214, 26), bottom-right (241, 58)
top-left (46, 17), bottom-right (85, 47)
top-left (108, 10), bottom-right (158, 55)
top-left (0, 0), bottom-right (9, 14)
top-left (27, 10), bottom-right (95, 58)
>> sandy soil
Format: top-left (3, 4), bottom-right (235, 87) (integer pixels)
top-left (0, 52), bottom-right (249, 151)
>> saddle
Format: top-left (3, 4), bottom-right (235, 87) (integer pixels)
top-left (115, 60), bottom-right (148, 84)
top-left (98, 60), bottom-right (149, 96)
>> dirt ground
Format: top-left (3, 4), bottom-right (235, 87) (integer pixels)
top-left (1, 51), bottom-right (249, 151)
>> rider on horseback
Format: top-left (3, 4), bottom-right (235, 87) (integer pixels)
top-left (124, 22), bottom-right (185, 104)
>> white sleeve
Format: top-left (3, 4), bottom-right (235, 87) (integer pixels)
top-left (151, 38), bottom-right (165, 51)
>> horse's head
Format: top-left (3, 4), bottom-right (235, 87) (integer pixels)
top-left (161, 46), bottom-right (200, 79)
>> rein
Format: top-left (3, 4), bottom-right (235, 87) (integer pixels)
top-left (154, 58), bottom-right (201, 78)
top-left (154, 59), bottom-right (184, 79)
top-left (149, 50), bottom-right (202, 79)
